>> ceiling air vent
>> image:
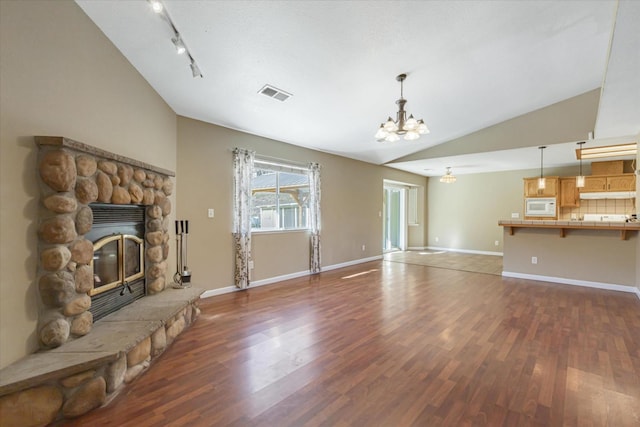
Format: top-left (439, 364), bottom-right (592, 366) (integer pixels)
top-left (258, 84), bottom-right (292, 102)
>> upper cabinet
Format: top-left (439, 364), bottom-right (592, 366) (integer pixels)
top-left (581, 176), bottom-right (607, 192)
top-left (524, 177), bottom-right (558, 197)
top-left (607, 174), bottom-right (636, 192)
top-left (559, 177), bottom-right (579, 207)
top-left (581, 174), bottom-right (636, 192)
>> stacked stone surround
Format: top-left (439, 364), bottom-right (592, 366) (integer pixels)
top-left (0, 137), bottom-right (204, 425)
top-left (35, 136), bottom-right (174, 347)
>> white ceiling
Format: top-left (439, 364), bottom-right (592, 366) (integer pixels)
top-left (76, 0), bottom-right (639, 176)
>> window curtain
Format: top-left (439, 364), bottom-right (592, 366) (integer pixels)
top-left (232, 148), bottom-right (255, 289)
top-left (308, 162), bottom-right (321, 274)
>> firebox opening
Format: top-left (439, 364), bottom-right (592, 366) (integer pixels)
top-left (87, 203), bottom-right (146, 321)
top-left (91, 234), bottom-right (144, 296)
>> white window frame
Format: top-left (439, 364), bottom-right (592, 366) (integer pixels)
top-left (251, 158), bottom-right (311, 232)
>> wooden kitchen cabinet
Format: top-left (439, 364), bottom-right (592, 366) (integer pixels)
top-left (559, 177), bottom-right (579, 207)
top-left (580, 174), bottom-right (636, 192)
top-left (582, 176), bottom-right (607, 192)
top-left (607, 174), bottom-right (636, 191)
top-left (524, 177), bottom-right (558, 197)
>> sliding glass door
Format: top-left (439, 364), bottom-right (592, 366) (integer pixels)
top-left (383, 185), bottom-right (406, 252)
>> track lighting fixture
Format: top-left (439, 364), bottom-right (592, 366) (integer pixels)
top-left (148, 0), bottom-right (202, 78)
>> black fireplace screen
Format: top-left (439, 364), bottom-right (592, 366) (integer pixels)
top-left (87, 203), bottom-right (146, 321)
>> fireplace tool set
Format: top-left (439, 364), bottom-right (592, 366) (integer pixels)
top-left (173, 220), bottom-right (192, 288)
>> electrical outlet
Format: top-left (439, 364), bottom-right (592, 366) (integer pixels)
top-left (435, 237), bottom-right (439, 242)
top-left (207, 208), bottom-right (214, 218)
top-left (249, 261), bottom-right (254, 269)
top-left (495, 240), bottom-right (499, 246)
top-left (362, 244), bottom-right (366, 251)
top-left (531, 256), bottom-right (538, 264)
top-left (511, 212), bottom-right (519, 219)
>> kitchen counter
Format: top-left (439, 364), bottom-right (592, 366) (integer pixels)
top-left (499, 219), bottom-right (640, 240)
top-left (499, 219), bottom-right (638, 291)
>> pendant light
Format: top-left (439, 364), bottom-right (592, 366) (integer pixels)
top-left (439, 167), bottom-right (456, 183)
top-left (576, 141), bottom-right (585, 188)
top-left (538, 146), bottom-right (546, 190)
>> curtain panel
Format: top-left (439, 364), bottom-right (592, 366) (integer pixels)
top-left (232, 148), bottom-right (255, 289)
top-left (308, 162), bottom-right (322, 274)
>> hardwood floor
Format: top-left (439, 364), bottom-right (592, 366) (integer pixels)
top-left (60, 261), bottom-right (640, 426)
top-left (384, 250), bottom-right (503, 276)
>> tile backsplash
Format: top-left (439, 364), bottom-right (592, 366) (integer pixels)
top-left (560, 198), bottom-right (636, 220)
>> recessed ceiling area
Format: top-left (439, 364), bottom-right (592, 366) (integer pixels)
top-left (390, 136), bottom-right (637, 178)
top-left (75, 0), bottom-right (639, 176)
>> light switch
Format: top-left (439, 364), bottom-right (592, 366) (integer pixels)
top-left (207, 208), bottom-right (214, 218)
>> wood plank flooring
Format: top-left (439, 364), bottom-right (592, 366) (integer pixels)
top-left (59, 261), bottom-right (640, 426)
top-left (384, 250), bottom-right (503, 276)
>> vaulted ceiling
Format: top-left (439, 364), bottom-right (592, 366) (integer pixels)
top-left (76, 0), bottom-right (639, 176)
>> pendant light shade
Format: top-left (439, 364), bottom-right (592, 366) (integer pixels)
top-left (440, 167), bottom-right (456, 183)
top-left (576, 141), bottom-right (585, 188)
top-left (538, 146), bottom-right (546, 190)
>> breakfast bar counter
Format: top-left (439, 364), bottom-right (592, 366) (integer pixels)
top-left (498, 219), bottom-right (639, 291)
top-left (499, 219), bottom-right (640, 240)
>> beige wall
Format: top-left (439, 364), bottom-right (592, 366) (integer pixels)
top-left (0, 1), bottom-right (177, 368)
top-left (502, 228), bottom-right (637, 286)
top-left (430, 163), bottom-right (637, 287)
top-left (426, 166), bottom-right (579, 252)
top-left (176, 117), bottom-right (427, 289)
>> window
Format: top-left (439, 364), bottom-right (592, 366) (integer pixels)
top-left (251, 160), bottom-right (310, 231)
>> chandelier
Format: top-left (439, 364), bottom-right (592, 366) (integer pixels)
top-left (375, 74), bottom-right (429, 142)
top-left (440, 167), bottom-right (456, 183)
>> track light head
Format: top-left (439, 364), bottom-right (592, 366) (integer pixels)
top-left (149, 0), bottom-right (163, 13)
top-left (172, 36), bottom-right (186, 55)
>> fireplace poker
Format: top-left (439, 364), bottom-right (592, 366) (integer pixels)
top-left (173, 220), bottom-right (192, 288)
top-left (181, 220), bottom-right (191, 285)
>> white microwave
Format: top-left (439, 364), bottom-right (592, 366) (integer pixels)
top-left (525, 197), bottom-right (556, 217)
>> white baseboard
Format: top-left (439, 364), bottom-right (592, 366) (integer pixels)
top-left (201, 255), bottom-right (384, 299)
top-left (426, 246), bottom-right (503, 257)
top-left (502, 271), bottom-right (640, 296)
top-left (321, 255), bottom-right (383, 272)
top-left (201, 287), bottom-right (236, 298)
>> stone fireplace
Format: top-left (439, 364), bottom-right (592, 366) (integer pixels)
top-left (35, 136), bottom-right (174, 347)
top-left (0, 137), bottom-right (203, 425)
